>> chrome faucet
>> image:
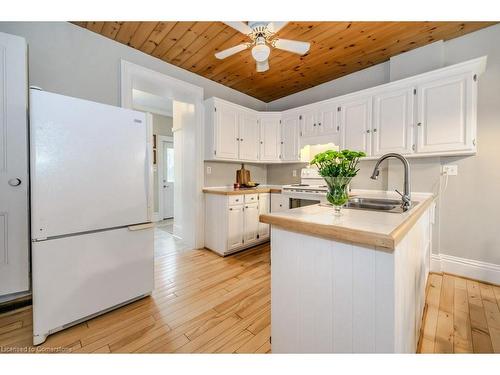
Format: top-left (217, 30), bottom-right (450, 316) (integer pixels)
top-left (370, 153), bottom-right (412, 211)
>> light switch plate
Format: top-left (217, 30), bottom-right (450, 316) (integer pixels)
top-left (206, 166), bottom-right (212, 175)
top-left (292, 170), bottom-right (297, 177)
top-left (442, 164), bottom-right (458, 176)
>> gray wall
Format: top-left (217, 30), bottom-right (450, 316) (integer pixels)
top-left (152, 114), bottom-right (173, 137)
top-left (267, 23), bottom-right (500, 266)
top-left (204, 161), bottom-right (268, 187)
top-left (0, 22), bottom-right (267, 110)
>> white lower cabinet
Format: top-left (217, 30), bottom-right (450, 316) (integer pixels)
top-left (205, 193), bottom-right (270, 256)
top-left (270, 193), bottom-right (290, 213)
top-left (227, 204), bottom-right (244, 251)
top-left (258, 193), bottom-right (270, 238)
top-left (243, 202), bottom-right (259, 244)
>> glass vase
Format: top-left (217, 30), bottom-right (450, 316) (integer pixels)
top-left (323, 176), bottom-right (353, 216)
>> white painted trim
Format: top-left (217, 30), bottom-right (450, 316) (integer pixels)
top-left (121, 60), bottom-right (205, 249)
top-left (431, 253), bottom-right (500, 285)
top-left (152, 212), bottom-right (160, 223)
top-left (133, 103), bottom-right (172, 118)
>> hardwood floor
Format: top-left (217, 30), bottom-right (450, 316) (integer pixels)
top-left (0, 229), bottom-right (271, 353)
top-left (1, 233), bottom-right (499, 353)
top-left (419, 273), bottom-right (500, 353)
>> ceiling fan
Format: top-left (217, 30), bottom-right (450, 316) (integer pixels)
top-left (214, 22), bottom-right (311, 72)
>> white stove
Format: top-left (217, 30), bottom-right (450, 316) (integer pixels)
top-left (282, 168), bottom-right (328, 203)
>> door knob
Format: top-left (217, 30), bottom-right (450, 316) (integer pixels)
top-left (8, 178), bottom-right (21, 187)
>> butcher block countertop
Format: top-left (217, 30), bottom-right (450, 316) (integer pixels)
top-left (260, 190), bottom-right (434, 250)
top-left (202, 185), bottom-right (283, 195)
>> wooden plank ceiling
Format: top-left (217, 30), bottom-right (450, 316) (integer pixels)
top-left (73, 21), bottom-right (495, 102)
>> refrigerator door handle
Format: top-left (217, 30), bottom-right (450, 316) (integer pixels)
top-left (128, 223), bottom-right (154, 231)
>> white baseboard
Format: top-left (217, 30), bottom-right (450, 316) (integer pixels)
top-left (431, 253), bottom-right (500, 285)
top-left (152, 212), bottom-right (160, 222)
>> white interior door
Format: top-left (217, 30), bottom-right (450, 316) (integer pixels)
top-left (0, 32), bottom-right (29, 297)
top-left (162, 141), bottom-right (174, 219)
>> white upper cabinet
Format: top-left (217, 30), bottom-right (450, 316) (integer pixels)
top-left (416, 73), bottom-right (475, 154)
top-left (259, 114), bottom-right (281, 161)
top-left (300, 108), bottom-right (318, 138)
top-left (215, 102), bottom-right (239, 159)
top-left (318, 104), bottom-right (340, 138)
top-left (281, 114), bottom-right (300, 161)
top-left (238, 111), bottom-right (260, 161)
top-left (205, 56), bottom-right (485, 162)
top-left (340, 97), bottom-right (372, 155)
top-left (372, 87), bottom-right (415, 156)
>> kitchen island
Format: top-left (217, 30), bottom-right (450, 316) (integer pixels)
top-left (260, 190), bottom-right (435, 353)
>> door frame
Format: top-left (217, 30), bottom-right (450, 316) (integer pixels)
top-left (157, 135), bottom-right (174, 221)
top-left (120, 60), bottom-right (205, 249)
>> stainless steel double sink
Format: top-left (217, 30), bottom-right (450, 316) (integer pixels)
top-left (321, 197), bottom-right (418, 213)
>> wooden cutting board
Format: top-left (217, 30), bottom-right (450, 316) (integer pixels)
top-left (236, 164), bottom-right (250, 185)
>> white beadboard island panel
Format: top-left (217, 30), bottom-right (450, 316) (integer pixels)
top-left (270, 202), bottom-right (432, 353)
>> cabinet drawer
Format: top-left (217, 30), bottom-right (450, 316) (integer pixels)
top-left (244, 194), bottom-right (258, 203)
top-left (228, 195), bottom-right (244, 205)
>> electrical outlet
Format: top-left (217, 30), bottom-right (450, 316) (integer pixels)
top-left (442, 165), bottom-right (458, 176)
top-left (206, 166), bottom-right (212, 175)
top-left (292, 170), bottom-right (297, 177)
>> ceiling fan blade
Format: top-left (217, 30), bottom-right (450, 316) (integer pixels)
top-left (268, 22), bottom-right (288, 34)
top-left (214, 43), bottom-right (249, 59)
top-left (256, 59), bottom-right (269, 73)
top-left (223, 22), bottom-right (253, 35)
top-left (273, 39), bottom-right (310, 55)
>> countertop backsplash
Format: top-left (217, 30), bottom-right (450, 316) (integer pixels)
top-left (204, 161), bottom-right (268, 187)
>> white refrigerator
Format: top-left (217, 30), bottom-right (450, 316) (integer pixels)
top-left (30, 89), bottom-right (154, 345)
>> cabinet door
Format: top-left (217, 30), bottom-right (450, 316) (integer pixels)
top-left (259, 115), bottom-right (281, 161)
top-left (238, 112), bottom-right (259, 161)
top-left (215, 103), bottom-right (239, 159)
top-left (243, 202), bottom-right (259, 244)
top-left (227, 205), bottom-right (244, 251)
top-left (417, 73), bottom-right (474, 153)
top-left (271, 193), bottom-right (289, 212)
top-left (372, 87), bottom-right (414, 156)
top-left (299, 109), bottom-right (317, 137)
top-left (258, 194), bottom-right (270, 239)
top-left (340, 97), bottom-right (372, 155)
top-left (281, 115), bottom-right (300, 161)
top-left (318, 104), bottom-right (341, 144)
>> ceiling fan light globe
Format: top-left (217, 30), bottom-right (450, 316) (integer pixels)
top-left (251, 44), bottom-right (271, 62)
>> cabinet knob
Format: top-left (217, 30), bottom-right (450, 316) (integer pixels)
top-left (8, 178), bottom-right (22, 187)
top-left (240, 138), bottom-right (244, 141)
top-left (318, 122), bottom-right (321, 126)
top-left (366, 129), bottom-right (371, 133)
top-left (313, 123), bottom-right (316, 127)
top-left (373, 128), bottom-right (377, 133)
top-left (417, 122), bottom-right (422, 127)
top-left (236, 137), bottom-right (240, 141)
